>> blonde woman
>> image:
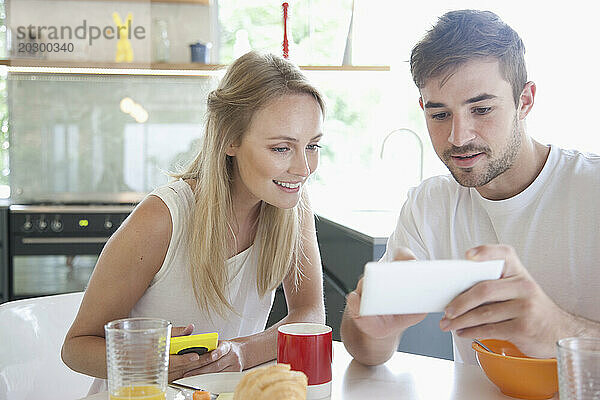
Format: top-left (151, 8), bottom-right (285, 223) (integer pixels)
top-left (62, 51), bottom-right (326, 391)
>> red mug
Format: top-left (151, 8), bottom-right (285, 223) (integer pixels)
top-left (277, 323), bottom-right (332, 399)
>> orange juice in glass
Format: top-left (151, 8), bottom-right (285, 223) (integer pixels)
top-left (109, 385), bottom-right (166, 400)
top-left (105, 318), bottom-right (171, 400)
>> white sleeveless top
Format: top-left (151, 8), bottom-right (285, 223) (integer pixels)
top-left (88, 179), bottom-right (275, 394)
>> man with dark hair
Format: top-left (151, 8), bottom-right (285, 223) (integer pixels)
top-left (341, 9), bottom-right (600, 365)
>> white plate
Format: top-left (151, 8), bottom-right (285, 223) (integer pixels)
top-left (359, 259), bottom-right (504, 315)
top-left (175, 371), bottom-right (244, 393)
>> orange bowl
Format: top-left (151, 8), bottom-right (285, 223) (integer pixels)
top-left (472, 339), bottom-right (558, 399)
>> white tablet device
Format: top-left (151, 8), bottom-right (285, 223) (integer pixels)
top-left (359, 259), bottom-right (504, 316)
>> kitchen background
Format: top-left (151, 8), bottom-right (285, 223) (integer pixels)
top-left (0, 0), bottom-right (598, 362)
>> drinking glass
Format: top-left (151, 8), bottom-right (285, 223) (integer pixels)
top-left (557, 337), bottom-right (600, 400)
top-left (105, 318), bottom-right (172, 400)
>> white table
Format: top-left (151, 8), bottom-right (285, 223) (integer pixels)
top-left (81, 341), bottom-right (513, 399)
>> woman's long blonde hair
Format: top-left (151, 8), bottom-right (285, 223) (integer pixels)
top-left (174, 51), bottom-right (325, 318)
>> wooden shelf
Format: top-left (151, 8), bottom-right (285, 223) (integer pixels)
top-left (299, 65), bottom-right (390, 71)
top-left (0, 58), bottom-right (390, 76)
top-left (85, 0), bottom-right (210, 4)
top-left (0, 59), bottom-right (222, 70)
top-left (0, 59), bottom-right (222, 76)
top-left (150, 0), bottom-right (209, 4)
top-left (0, 59), bottom-right (390, 74)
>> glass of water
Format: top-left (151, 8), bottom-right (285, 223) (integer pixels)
top-left (557, 337), bottom-right (600, 400)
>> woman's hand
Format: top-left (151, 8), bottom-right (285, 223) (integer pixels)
top-left (168, 326), bottom-right (245, 381)
top-left (182, 340), bottom-right (245, 377)
top-left (168, 324), bottom-right (204, 382)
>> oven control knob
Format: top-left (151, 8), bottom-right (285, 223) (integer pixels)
top-left (37, 218), bottom-right (48, 231)
top-left (104, 219), bottom-right (113, 230)
top-left (51, 219), bottom-right (63, 232)
top-left (23, 217), bottom-right (33, 232)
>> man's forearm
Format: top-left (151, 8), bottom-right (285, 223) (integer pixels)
top-left (340, 309), bottom-right (403, 366)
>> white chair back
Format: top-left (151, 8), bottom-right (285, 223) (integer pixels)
top-left (0, 292), bottom-right (93, 400)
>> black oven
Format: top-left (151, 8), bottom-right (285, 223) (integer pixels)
top-left (4, 204), bottom-right (135, 301)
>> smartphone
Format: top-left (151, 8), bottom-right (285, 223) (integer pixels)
top-left (170, 332), bottom-right (219, 356)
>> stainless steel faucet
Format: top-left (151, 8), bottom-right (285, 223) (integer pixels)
top-left (379, 128), bottom-right (424, 182)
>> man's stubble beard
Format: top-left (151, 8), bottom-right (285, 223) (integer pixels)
top-left (443, 114), bottom-right (521, 188)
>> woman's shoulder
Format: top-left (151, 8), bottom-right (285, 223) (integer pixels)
top-left (131, 194), bottom-right (173, 239)
top-left (148, 179), bottom-right (196, 211)
top-left (156, 178), bottom-right (196, 196)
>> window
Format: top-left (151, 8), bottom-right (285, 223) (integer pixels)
top-left (222, 1), bottom-right (600, 211)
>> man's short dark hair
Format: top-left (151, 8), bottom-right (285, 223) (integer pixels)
top-left (410, 10), bottom-right (527, 106)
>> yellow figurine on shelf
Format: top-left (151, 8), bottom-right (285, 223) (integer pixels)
top-left (112, 12), bottom-right (134, 62)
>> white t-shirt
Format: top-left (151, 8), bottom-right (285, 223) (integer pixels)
top-left (131, 179), bottom-right (275, 335)
top-left (382, 145), bottom-right (600, 364)
top-left (89, 179), bottom-right (275, 394)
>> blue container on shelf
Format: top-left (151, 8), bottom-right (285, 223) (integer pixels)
top-left (190, 41), bottom-right (211, 63)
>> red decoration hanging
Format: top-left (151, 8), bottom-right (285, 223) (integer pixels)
top-left (282, 2), bottom-right (289, 59)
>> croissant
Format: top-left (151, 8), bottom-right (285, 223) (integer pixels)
top-left (233, 363), bottom-right (307, 400)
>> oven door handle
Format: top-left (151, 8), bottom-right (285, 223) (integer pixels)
top-left (21, 237), bottom-right (110, 245)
